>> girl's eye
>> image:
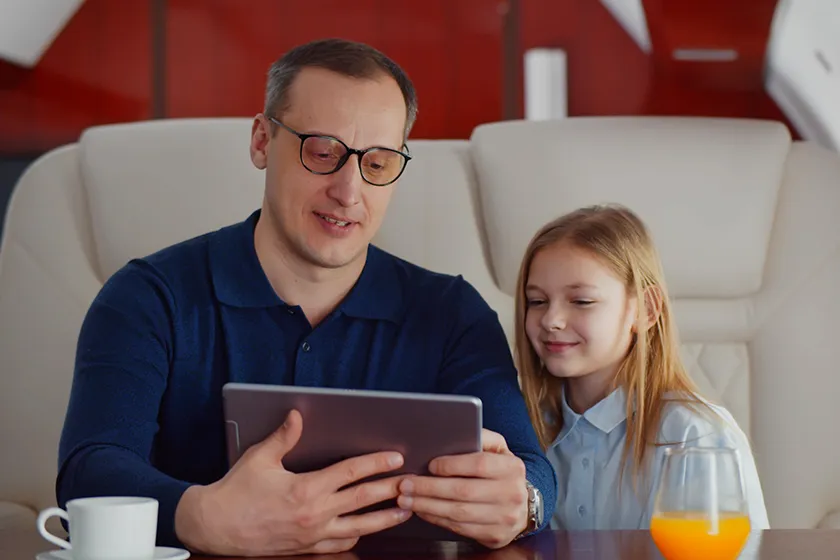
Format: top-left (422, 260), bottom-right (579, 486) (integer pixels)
top-left (526, 299), bottom-right (546, 307)
top-left (573, 300), bottom-right (595, 306)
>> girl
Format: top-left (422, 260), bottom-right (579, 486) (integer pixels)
top-left (514, 204), bottom-right (769, 530)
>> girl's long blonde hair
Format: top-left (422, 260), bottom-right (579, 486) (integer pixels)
top-left (515, 204), bottom-right (706, 486)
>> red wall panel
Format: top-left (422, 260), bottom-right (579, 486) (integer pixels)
top-left (0, 0), bottom-right (152, 154)
top-left (518, 0), bottom-right (795, 134)
top-left (0, 0), bottom-right (799, 154)
top-left (643, 0), bottom-right (778, 89)
top-left (0, 0), bottom-right (505, 152)
top-left (165, 0), bottom-right (506, 140)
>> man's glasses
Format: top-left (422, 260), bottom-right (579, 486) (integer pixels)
top-left (269, 117), bottom-right (412, 187)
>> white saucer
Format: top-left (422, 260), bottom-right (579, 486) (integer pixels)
top-left (35, 547), bottom-right (190, 560)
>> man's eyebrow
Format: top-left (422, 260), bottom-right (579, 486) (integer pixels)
top-left (301, 130), bottom-right (403, 151)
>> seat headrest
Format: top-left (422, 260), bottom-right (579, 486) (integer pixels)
top-left (470, 117), bottom-right (792, 298)
top-left (79, 118), bottom-right (264, 279)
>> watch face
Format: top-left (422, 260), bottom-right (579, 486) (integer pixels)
top-left (531, 486), bottom-right (544, 526)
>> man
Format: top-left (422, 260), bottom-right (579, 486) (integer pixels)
top-left (57, 38), bottom-right (555, 557)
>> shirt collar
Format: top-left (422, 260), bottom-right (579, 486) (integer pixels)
top-left (209, 210), bottom-right (282, 308)
top-left (335, 244), bottom-right (404, 324)
top-left (209, 209), bottom-right (404, 323)
top-left (557, 385), bottom-right (629, 439)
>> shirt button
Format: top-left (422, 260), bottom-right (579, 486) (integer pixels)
top-left (301, 342), bottom-right (311, 352)
top-left (582, 458), bottom-right (589, 469)
top-left (287, 308), bottom-right (295, 315)
top-left (578, 505), bottom-right (586, 517)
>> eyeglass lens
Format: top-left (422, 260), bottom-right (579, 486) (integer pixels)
top-left (301, 136), bottom-right (406, 185)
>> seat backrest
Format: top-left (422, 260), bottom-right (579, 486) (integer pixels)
top-left (0, 145), bottom-right (100, 511)
top-left (372, 140), bottom-right (512, 338)
top-left (468, 117), bottom-right (840, 529)
top-left (0, 118), bottom-right (501, 513)
top-left (0, 119), bottom-right (265, 512)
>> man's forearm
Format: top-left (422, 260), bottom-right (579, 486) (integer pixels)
top-left (520, 451), bottom-right (556, 532)
top-left (57, 445), bottom-right (194, 546)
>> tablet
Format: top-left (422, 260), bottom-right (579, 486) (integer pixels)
top-left (222, 382), bottom-right (483, 541)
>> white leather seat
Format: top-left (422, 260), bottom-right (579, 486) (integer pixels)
top-left (1, 116), bottom-right (838, 556)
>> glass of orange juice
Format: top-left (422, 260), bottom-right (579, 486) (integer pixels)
top-left (650, 447), bottom-right (751, 560)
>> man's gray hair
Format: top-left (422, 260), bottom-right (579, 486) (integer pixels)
top-left (265, 38), bottom-right (418, 140)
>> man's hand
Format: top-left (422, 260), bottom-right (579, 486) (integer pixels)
top-left (174, 410), bottom-right (412, 556)
top-left (396, 428), bottom-right (529, 549)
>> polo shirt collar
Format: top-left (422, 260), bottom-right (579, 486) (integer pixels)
top-left (209, 210), bottom-right (404, 323)
top-left (209, 210), bottom-right (281, 308)
top-left (337, 245), bottom-right (404, 324)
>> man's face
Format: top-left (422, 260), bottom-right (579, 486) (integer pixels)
top-left (250, 67), bottom-right (408, 270)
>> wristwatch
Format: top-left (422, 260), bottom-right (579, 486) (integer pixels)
top-left (517, 481), bottom-right (544, 538)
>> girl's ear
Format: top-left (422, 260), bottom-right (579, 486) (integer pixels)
top-left (641, 285), bottom-right (663, 331)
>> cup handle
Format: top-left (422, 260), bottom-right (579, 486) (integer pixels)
top-left (36, 507), bottom-right (71, 550)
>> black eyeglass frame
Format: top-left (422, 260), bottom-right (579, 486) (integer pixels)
top-left (268, 116), bottom-right (412, 187)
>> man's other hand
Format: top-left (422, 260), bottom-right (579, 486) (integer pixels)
top-left (396, 428), bottom-right (529, 549)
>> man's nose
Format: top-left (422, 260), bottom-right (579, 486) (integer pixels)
top-left (326, 156), bottom-right (364, 207)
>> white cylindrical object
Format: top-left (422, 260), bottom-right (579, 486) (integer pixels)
top-left (524, 48), bottom-right (568, 121)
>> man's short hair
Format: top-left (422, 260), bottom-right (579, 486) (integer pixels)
top-left (265, 38), bottom-right (418, 139)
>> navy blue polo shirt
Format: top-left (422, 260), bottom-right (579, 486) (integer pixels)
top-left (57, 210), bottom-right (556, 546)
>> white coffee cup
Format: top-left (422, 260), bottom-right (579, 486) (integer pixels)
top-left (37, 496), bottom-right (158, 560)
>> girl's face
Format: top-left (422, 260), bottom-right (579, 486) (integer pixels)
top-left (524, 242), bottom-right (638, 384)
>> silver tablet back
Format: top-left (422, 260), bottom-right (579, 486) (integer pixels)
top-left (222, 382), bottom-right (483, 541)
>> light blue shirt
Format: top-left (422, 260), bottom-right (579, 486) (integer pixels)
top-left (547, 388), bottom-right (770, 531)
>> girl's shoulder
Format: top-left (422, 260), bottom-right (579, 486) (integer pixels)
top-left (656, 392), bottom-right (750, 449)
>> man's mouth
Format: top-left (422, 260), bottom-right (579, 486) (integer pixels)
top-left (315, 212), bottom-right (352, 227)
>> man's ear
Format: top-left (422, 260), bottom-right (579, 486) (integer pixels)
top-left (249, 114), bottom-right (271, 170)
top-left (641, 285), bottom-right (663, 331)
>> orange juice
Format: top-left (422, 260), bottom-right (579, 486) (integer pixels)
top-left (650, 511), bottom-right (751, 560)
